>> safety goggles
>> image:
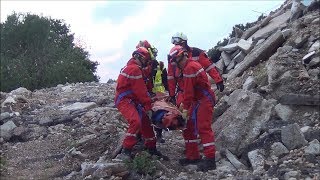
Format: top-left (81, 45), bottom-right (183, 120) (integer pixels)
top-left (171, 37), bottom-right (182, 45)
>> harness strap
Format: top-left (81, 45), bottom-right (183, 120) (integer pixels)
top-left (115, 90), bottom-right (133, 106)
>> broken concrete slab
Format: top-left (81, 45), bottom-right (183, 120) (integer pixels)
top-left (260, 15), bottom-right (273, 28)
top-left (237, 39), bottom-right (253, 54)
top-left (225, 149), bottom-right (247, 170)
top-left (219, 43), bottom-right (239, 52)
top-left (303, 51), bottom-right (316, 64)
top-left (308, 56), bottom-right (320, 68)
top-left (308, 40), bottom-right (319, 53)
top-left (281, 123), bottom-right (308, 150)
top-left (279, 93), bottom-right (320, 106)
top-left (294, 34), bottom-right (309, 48)
top-left (233, 51), bottom-right (246, 64)
top-left (221, 51), bottom-right (232, 66)
top-left (228, 30), bottom-right (286, 80)
top-left (241, 24), bottom-right (260, 40)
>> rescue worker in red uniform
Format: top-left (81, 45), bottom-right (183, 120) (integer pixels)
top-left (167, 32), bottom-right (224, 106)
top-left (114, 47), bottom-right (168, 160)
top-left (168, 45), bottom-right (218, 171)
top-left (136, 40), bottom-right (166, 143)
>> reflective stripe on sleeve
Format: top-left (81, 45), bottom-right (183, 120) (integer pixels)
top-left (185, 139), bottom-right (200, 143)
top-left (192, 56), bottom-right (199, 61)
top-left (203, 142), bottom-right (215, 147)
top-left (120, 72), bottom-right (142, 79)
top-left (144, 136), bottom-right (156, 142)
top-left (205, 63), bottom-right (216, 72)
top-left (183, 68), bottom-right (204, 78)
top-left (167, 76), bottom-right (174, 80)
top-left (125, 133), bottom-right (136, 137)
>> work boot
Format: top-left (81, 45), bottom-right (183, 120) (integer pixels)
top-left (197, 158), bottom-right (216, 172)
top-left (115, 148), bottom-right (132, 161)
top-left (178, 158), bottom-right (201, 166)
top-left (147, 148), bottom-right (169, 161)
top-left (156, 135), bottom-right (165, 143)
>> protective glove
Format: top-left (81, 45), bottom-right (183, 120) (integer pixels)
top-left (216, 81), bottom-right (225, 92)
top-left (147, 110), bottom-right (154, 120)
top-left (181, 109), bottom-right (189, 121)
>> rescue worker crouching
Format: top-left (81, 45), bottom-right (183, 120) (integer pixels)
top-left (114, 47), bottom-right (168, 161)
top-left (168, 45), bottom-right (218, 171)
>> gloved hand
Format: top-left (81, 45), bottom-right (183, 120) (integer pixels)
top-left (181, 109), bottom-right (189, 121)
top-left (216, 81), bottom-right (225, 92)
top-left (147, 110), bottom-right (154, 120)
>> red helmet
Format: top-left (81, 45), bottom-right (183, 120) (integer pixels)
top-left (132, 47), bottom-right (151, 61)
top-left (136, 40), bottom-right (151, 49)
top-left (168, 45), bottom-right (187, 64)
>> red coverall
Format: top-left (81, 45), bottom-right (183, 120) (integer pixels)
top-left (114, 59), bottom-right (156, 149)
top-left (181, 58), bottom-right (217, 160)
top-left (168, 47), bottom-right (223, 106)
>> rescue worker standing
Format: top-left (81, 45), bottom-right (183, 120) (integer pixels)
top-left (136, 40), bottom-right (168, 143)
top-left (168, 45), bottom-right (218, 171)
top-left (114, 47), bottom-right (168, 160)
top-left (168, 32), bottom-right (224, 106)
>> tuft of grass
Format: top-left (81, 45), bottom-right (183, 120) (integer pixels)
top-left (125, 151), bottom-right (156, 176)
top-left (0, 156), bottom-right (6, 171)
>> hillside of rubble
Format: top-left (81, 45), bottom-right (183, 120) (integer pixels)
top-left (0, 0), bottom-right (319, 179)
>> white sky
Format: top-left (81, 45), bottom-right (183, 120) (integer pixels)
top-left (1, 0), bottom-right (284, 82)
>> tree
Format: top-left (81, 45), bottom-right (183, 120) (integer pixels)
top-left (1, 12), bottom-right (99, 92)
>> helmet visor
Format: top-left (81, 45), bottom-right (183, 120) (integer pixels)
top-left (171, 37), bottom-right (182, 45)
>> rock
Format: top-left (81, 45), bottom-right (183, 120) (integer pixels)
top-left (221, 51), bottom-right (232, 66)
top-left (237, 39), bottom-right (253, 54)
top-left (293, 34), bottom-right (309, 48)
top-left (232, 51), bottom-right (246, 64)
top-left (39, 117), bottom-right (53, 126)
top-left (284, 171), bottom-right (300, 179)
top-left (281, 123), bottom-right (308, 150)
top-left (60, 102), bottom-right (97, 111)
top-left (311, 17), bottom-right (320, 24)
top-left (234, 27), bottom-right (243, 38)
top-left (225, 149), bottom-right (247, 169)
top-left (303, 51), bottom-right (316, 64)
top-left (0, 120), bottom-right (17, 140)
top-left (274, 103), bottom-right (293, 121)
top-left (1, 96), bottom-right (16, 107)
top-left (10, 87), bottom-right (32, 98)
top-left (0, 112), bottom-right (11, 121)
top-left (228, 30), bottom-right (286, 80)
top-left (308, 40), bottom-right (319, 53)
top-left (307, 68), bottom-right (319, 80)
top-left (270, 142), bottom-right (289, 157)
top-left (213, 89), bottom-right (276, 155)
top-left (304, 139), bottom-right (320, 155)
top-left (241, 24), bottom-right (260, 40)
top-left (260, 15), bottom-right (273, 28)
top-left (281, 29), bottom-right (292, 38)
top-left (279, 93), bottom-right (320, 106)
top-left (248, 149), bottom-right (265, 172)
top-left (219, 43), bottom-right (238, 52)
top-left (290, 0), bottom-right (305, 22)
top-left (309, 56), bottom-right (320, 68)
top-left (242, 76), bottom-right (257, 91)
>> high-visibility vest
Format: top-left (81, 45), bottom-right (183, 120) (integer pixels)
top-left (152, 66), bottom-right (165, 93)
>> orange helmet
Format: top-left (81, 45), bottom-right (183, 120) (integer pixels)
top-left (168, 45), bottom-right (187, 64)
top-left (136, 40), bottom-right (151, 49)
top-left (132, 47), bottom-right (151, 61)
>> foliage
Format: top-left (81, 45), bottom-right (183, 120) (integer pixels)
top-left (0, 12), bottom-right (99, 92)
top-left (126, 151), bottom-right (156, 176)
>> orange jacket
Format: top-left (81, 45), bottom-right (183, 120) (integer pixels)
top-left (115, 58), bottom-right (152, 111)
top-left (182, 58), bottom-right (215, 110)
top-left (167, 47), bottom-right (223, 97)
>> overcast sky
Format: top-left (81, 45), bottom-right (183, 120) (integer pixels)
top-left (1, 1), bottom-right (284, 82)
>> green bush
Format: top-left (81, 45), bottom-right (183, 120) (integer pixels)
top-left (126, 151), bottom-right (156, 176)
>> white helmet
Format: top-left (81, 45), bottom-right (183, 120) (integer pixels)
top-left (171, 32), bottom-right (188, 45)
